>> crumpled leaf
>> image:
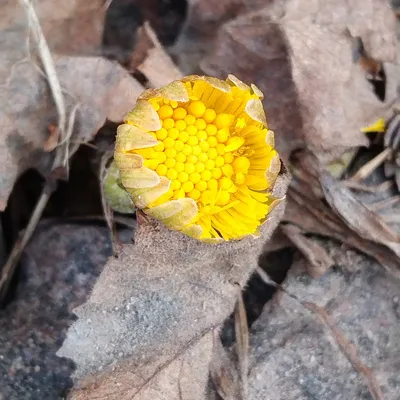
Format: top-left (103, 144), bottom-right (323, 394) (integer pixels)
top-left (175, 0), bottom-right (398, 162)
top-left (0, 0), bottom-right (143, 210)
top-left (290, 153), bottom-right (400, 278)
top-left (57, 168), bottom-right (290, 400)
top-left (243, 242), bottom-right (400, 400)
top-left (320, 172), bottom-right (400, 257)
top-left (0, 56), bottom-right (143, 210)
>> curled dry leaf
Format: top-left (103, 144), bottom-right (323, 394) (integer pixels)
top-left (0, 56), bottom-right (143, 210)
top-left (175, 0), bottom-right (398, 162)
top-left (285, 151), bottom-right (400, 278)
top-left (0, 0), bottom-right (143, 210)
top-left (57, 168), bottom-right (290, 400)
top-left (320, 173), bottom-right (400, 258)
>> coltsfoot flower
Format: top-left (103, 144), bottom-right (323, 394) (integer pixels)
top-left (114, 75), bottom-right (280, 241)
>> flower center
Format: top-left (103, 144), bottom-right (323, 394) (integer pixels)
top-left (136, 98), bottom-right (251, 207)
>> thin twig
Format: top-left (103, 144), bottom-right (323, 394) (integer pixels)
top-left (102, 0), bottom-right (114, 10)
top-left (381, 215), bottom-right (400, 223)
top-left (99, 150), bottom-right (120, 256)
top-left (61, 102), bottom-right (80, 167)
top-left (349, 148), bottom-right (392, 182)
top-left (0, 0), bottom-right (76, 303)
top-left (343, 180), bottom-right (394, 193)
top-left (256, 268), bottom-right (384, 400)
top-left (234, 285), bottom-right (249, 400)
top-left (20, 0), bottom-right (67, 151)
top-left (0, 189), bottom-right (51, 303)
top-left (368, 195), bottom-right (400, 212)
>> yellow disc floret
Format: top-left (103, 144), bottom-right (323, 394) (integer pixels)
top-left (115, 75), bottom-right (280, 241)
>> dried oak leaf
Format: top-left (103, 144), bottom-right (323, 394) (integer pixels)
top-left (57, 169), bottom-right (290, 400)
top-left (0, 56), bottom-right (143, 210)
top-left (176, 0), bottom-right (398, 162)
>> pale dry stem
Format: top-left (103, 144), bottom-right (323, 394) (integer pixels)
top-left (349, 148), bottom-right (392, 182)
top-left (0, 0), bottom-right (79, 303)
top-left (343, 180), bottom-right (394, 193)
top-left (368, 195), bottom-right (400, 212)
top-left (99, 150), bottom-right (120, 257)
top-left (234, 286), bottom-right (249, 400)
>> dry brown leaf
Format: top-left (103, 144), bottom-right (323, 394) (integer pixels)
top-left (0, 0), bottom-right (144, 210)
top-left (0, 0), bottom-right (105, 61)
top-left (0, 56), bottom-right (143, 210)
top-left (175, 0), bottom-right (398, 162)
top-left (57, 169), bottom-right (290, 400)
top-left (136, 23), bottom-right (184, 88)
top-left (320, 172), bottom-right (400, 257)
top-left (284, 151), bottom-right (400, 278)
top-left (281, 223), bottom-right (335, 278)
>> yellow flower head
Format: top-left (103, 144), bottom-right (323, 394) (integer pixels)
top-left (114, 75), bottom-right (280, 241)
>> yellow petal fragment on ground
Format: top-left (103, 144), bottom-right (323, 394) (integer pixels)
top-left (361, 118), bottom-right (386, 133)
